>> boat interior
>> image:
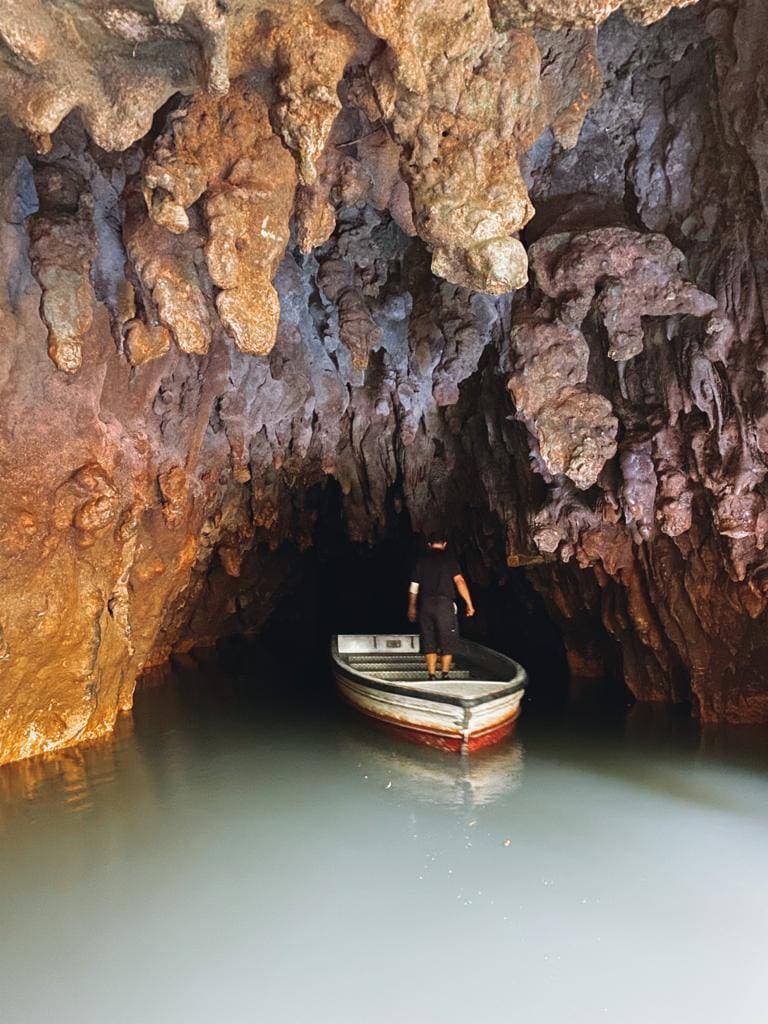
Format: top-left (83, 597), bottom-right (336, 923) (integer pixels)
top-left (335, 634), bottom-right (521, 700)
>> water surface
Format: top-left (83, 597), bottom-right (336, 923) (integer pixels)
top-left (2, 651), bottom-right (767, 1023)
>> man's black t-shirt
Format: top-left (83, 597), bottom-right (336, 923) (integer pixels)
top-left (412, 550), bottom-right (461, 601)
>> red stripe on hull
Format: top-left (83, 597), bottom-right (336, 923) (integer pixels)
top-left (378, 718), bottom-right (518, 753)
top-left (339, 692), bottom-right (521, 753)
top-left (465, 718), bottom-right (518, 751)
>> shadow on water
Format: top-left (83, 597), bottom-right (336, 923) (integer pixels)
top-left (514, 676), bottom-right (768, 821)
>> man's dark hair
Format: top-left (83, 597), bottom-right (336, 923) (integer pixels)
top-left (427, 531), bottom-right (448, 545)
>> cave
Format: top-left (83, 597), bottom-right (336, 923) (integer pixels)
top-left (2, 0), bottom-right (768, 770)
top-left (5, 3), bottom-right (768, 1021)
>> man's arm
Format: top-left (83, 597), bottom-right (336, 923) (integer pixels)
top-left (453, 574), bottom-right (475, 617)
top-left (408, 581), bottom-right (419, 623)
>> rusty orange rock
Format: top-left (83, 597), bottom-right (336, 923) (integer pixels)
top-left (142, 81), bottom-right (297, 356)
top-left (124, 321), bottom-right (172, 366)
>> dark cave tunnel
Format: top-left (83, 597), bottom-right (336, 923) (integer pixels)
top-left (249, 481), bottom-right (582, 712)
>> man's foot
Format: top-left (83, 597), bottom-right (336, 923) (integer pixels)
top-left (428, 672), bottom-right (437, 681)
top-left (441, 671), bottom-right (450, 680)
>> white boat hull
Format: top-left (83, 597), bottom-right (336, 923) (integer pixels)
top-left (336, 675), bottom-right (523, 751)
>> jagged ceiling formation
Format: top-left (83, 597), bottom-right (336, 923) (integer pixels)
top-left (1, 0), bottom-right (768, 766)
top-left (2, 0), bottom-right (697, 360)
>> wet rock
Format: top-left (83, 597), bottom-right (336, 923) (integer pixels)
top-left (529, 228), bottom-right (719, 361)
top-left (124, 321), bottom-right (172, 366)
top-left (141, 81), bottom-right (297, 356)
top-left (27, 165), bottom-right (96, 373)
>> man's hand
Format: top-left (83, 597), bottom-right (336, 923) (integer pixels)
top-left (453, 574), bottom-right (475, 618)
top-left (407, 595), bottom-right (418, 623)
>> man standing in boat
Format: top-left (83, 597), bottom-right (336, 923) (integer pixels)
top-left (407, 533), bottom-right (475, 680)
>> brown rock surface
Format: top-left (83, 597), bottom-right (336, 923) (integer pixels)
top-left (5, 0), bottom-right (768, 768)
top-left (0, 0), bottom-right (690, 310)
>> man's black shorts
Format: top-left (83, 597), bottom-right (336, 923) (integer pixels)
top-left (419, 597), bottom-right (458, 655)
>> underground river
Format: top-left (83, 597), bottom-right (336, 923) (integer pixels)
top-left (2, 647), bottom-right (767, 1024)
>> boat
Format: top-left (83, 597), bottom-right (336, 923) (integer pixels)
top-left (331, 634), bottom-right (527, 752)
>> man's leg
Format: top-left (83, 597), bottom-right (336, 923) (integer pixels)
top-left (420, 604), bottom-right (438, 678)
top-left (437, 600), bottom-right (459, 678)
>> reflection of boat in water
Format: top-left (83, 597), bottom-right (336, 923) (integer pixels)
top-left (341, 716), bottom-right (525, 808)
top-left (331, 634), bottom-right (527, 752)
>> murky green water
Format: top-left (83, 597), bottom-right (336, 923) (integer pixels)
top-left (2, 651), bottom-right (767, 1023)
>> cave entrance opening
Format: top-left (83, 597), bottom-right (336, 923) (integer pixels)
top-left (255, 481), bottom-right (572, 709)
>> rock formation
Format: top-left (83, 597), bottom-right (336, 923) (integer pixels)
top-left (1, 0), bottom-right (768, 765)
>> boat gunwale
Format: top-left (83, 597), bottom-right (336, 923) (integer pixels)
top-left (331, 636), bottom-right (527, 709)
